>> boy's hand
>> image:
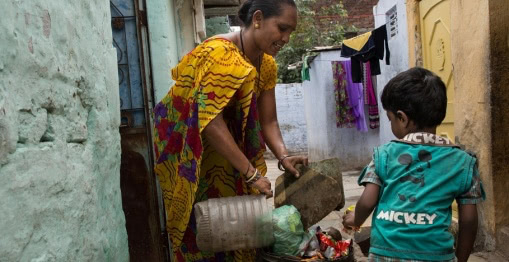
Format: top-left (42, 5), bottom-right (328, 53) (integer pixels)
top-left (342, 211), bottom-right (358, 230)
top-left (343, 183), bottom-right (379, 233)
top-left (456, 204), bottom-right (478, 262)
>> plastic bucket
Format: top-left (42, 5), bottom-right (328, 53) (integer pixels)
top-left (194, 195), bottom-right (274, 252)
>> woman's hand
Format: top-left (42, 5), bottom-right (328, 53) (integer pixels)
top-left (258, 89), bottom-right (308, 178)
top-left (279, 155), bottom-right (309, 178)
top-left (250, 176), bottom-right (273, 198)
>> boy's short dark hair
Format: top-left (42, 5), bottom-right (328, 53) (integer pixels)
top-left (381, 67), bottom-right (447, 128)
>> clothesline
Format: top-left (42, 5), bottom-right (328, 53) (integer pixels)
top-left (299, 14), bottom-right (392, 18)
top-left (313, 60), bottom-right (350, 62)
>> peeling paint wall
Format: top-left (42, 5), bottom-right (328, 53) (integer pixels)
top-left (406, 0), bottom-right (423, 68)
top-left (487, 0), bottom-right (509, 241)
top-left (0, 0), bottom-right (128, 261)
top-left (450, 0), bottom-right (509, 253)
top-left (450, 0), bottom-right (494, 250)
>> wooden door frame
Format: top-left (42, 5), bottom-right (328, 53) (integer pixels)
top-left (132, 0), bottom-right (170, 259)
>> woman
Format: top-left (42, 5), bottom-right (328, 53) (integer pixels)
top-left (153, 0), bottom-right (307, 260)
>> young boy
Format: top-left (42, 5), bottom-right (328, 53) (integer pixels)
top-left (342, 67), bottom-right (485, 262)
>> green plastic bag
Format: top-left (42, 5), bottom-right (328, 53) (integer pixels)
top-left (272, 205), bottom-right (306, 256)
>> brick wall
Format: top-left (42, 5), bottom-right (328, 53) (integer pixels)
top-left (316, 0), bottom-right (379, 32)
top-left (342, 0), bottom-right (379, 31)
top-left (230, 1), bottom-right (378, 32)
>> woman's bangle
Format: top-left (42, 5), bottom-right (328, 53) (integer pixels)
top-left (246, 168), bottom-right (262, 186)
top-left (244, 163), bottom-right (251, 177)
top-left (277, 155), bottom-right (290, 171)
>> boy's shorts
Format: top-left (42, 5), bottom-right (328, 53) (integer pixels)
top-left (368, 253), bottom-right (457, 262)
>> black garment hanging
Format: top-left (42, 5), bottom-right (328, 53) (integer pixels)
top-left (341, 24), bottom-right (391, 83)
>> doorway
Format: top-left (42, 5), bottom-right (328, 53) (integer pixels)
top-left (419, 0), bottom-right (455, 142)
top-left (110, 0), bottom-right (168, 260)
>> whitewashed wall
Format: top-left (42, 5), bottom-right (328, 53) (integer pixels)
top-left (273, 83), bottom-right (308, 155)
top-left (373, 0), bottom-right (410, 144)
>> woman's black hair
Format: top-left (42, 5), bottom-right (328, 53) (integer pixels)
top-left (381, 67), bottom-right (447, 129)
top-left (237, 0), bottom-right (296, 27)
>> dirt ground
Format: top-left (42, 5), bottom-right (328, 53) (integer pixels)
top-left (264, 159), bottom-right (506, 262)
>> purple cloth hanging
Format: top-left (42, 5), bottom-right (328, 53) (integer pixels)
top-left (341, 60), bottom-right (368, 132)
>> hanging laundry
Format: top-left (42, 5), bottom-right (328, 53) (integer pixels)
top-left (363, 62), bottom-right (380, 129)
top-left (301, 54), bottom-right (318, 82)
top-left (332, 60), bottom-right (368, 132)
top-left (344, 61), bottom-right (368, 132)
top-left (331, 61), bottom-right (355, 128)
top-left (301, 56), bottom-right (311, 81)
top-left (340, 24), bottom-right (391, 83)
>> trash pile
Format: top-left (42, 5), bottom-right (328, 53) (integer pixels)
top-left (266, 205), bottom-right (353, 261)
top-left (298, 226), bottom-right (352, 260)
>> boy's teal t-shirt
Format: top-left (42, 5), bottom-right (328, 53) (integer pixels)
top-left (360, 133), bottom-right (484, 261)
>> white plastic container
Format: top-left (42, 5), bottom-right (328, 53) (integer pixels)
top-left (194, 195), bottom-right (274, 252)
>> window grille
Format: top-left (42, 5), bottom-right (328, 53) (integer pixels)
top-left (386, 6), bottom-right (398, 39)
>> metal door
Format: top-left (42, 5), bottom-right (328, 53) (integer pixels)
top-left (110, 0), bottom-right (168, 260)
top-left (419, 0), bottom-right (455, 141)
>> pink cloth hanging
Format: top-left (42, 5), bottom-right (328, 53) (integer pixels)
top-left (364, 62), bottom-right (380, 129)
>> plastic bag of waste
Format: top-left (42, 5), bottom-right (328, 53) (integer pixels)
top-left (298, 226), bottom-right (321, 257)
top-left (272, 205), bottom-right (306, 256)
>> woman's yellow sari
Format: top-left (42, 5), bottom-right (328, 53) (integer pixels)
top-left (153, 38), bottom-right (277, 261)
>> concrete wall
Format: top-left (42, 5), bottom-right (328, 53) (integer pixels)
top-left (487, 3), bottom-right (509, 255)
top-left (147, 0), bottom-right (181, 102)
top-left (450, 0), bottom-right (494, 250)
top-left (273, 83), bottom-right (308, 155)
top-left (176, 0), bottom-right (198, 58)
top-left (373, 0), bottom-right (409, 144)
top-left (303, 51), bottom-right (380, 170)
top-left (148, 0), bottom-right (198, 102)
top-left (0, 0), bottom-right (128, 261)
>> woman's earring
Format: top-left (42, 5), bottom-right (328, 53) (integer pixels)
top-left (255, 24), bottom-right (260, 29)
